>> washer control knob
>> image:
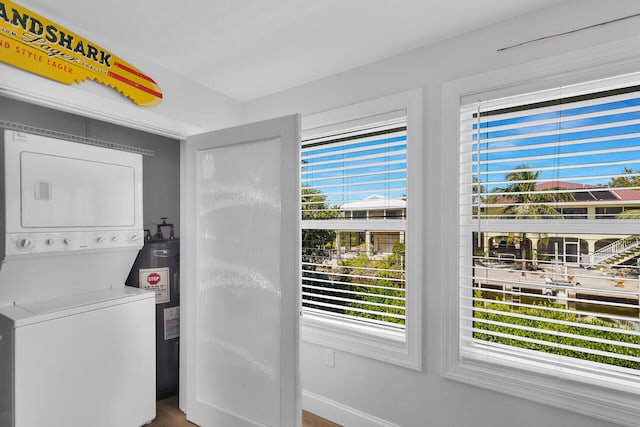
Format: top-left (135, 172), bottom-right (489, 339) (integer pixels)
top-left (129, 234), bottom-right (139, 242)
top-left (16, 238), bottom-right (32, 250)
top-left (45, 239), bottom-right (55, 246)
top-left (111, 236), bottom-right (119, 242)
top-left (96, 237), bottom-right (104, 243)
top-left (63, 238), bottom-right (71, 246)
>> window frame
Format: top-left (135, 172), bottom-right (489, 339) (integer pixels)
top-left (442, 37), bottom-right (640, 426)
top-left (301, 89), bottom-right (423, 370)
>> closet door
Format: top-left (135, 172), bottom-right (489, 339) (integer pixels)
top-left (182, 115), bottom-right (300, 427)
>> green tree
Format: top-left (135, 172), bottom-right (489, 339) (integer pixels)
top-left (609, 167), bottom-right (640, 188)
top-left (494, 165), bottom-right (570, 267)
top-left (302, 186), bottom-right (340, 221)
top-left (301, 186), bottom-right (339, 260)
top-left (609, 168), bottom-right (640, 219)
top-left (301, 186), bottom-right (342, 315)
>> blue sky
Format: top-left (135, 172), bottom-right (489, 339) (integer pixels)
top-left (301, 134), bottom-right (407, 206)
top-left (471, 96), bottom-right (640, 191)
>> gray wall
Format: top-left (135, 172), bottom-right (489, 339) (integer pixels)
top-left (244, 1), bottom-right (640, 426)
top-left (0, 96), bottom-right (181, 237)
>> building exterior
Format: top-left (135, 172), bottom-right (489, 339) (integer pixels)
top-left (337, 195), bottom-right (406, 256)
top-left (481, 181), bottom-right (640, 267)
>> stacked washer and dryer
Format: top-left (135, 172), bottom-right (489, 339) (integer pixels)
top-left (0, 130), bottom-right (156, 427)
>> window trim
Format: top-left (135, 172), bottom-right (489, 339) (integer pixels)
top-left (442, 36), bottom-right (640, 426)
top-left (301, 89), bottom-right (423, 370)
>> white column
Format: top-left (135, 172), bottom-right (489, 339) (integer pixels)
top-left (530, 236), bottom-right (539, 262)
top-left (587, 239), bottom-right (596, 266)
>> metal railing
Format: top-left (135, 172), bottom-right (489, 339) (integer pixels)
top-left (592, 235), bottom-right (640, 265)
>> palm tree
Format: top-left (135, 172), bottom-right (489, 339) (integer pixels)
top-left (497, 166), bottom-right (568, 219)
top-left (494, 165), bottom-right (570, 269)
top-left (472, 175), bottom-right (486, 218)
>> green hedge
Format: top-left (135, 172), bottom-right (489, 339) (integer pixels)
top-left (474, 291), bottom-right (640, 370)
top-left (340, 254), bottom-right (406, 326)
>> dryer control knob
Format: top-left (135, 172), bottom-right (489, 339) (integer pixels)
top-left (96, 237), bottom-right (104, 243)
top-left (45, 239), bottom-right (54, 246)
top-left (63, 238), bottom-right (71, 245)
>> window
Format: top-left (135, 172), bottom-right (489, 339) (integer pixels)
top-left (351, 210), bottom-right (367, 219)
top-left (558, 207), bottom-right (587, 219)
top-left (386, 209), bottom-right (404, 219)
top-left (300, 90), bottom-right (422, 369)
top-left (596, 206), bottom-right (625, 218)
top-left (457, 71), bottom-right (640, 424)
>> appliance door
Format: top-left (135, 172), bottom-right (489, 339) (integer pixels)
top-left (3, 130), bottom-right (143, 232)
top-left (13, 294), bottom-right (155, 427)
top-left (18, 151), bottom-right (136, 227)
top-left (182, 115), bottom-right (300, 427)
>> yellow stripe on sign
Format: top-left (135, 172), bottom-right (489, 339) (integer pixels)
top-left (0, 0), bottom-right (162, 106)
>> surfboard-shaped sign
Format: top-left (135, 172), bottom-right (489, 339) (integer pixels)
top-left (0, 0), bottom-right (162, 106)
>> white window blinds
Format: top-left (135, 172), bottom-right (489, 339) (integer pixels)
top-left (301, 113), bottom-right (407, 332)
top-left (460, 73), bottom-right (640, 380)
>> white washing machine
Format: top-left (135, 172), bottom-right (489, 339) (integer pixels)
top-left (0, 287), bottom-right (155, 427)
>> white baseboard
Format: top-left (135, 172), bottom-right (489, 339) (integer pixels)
top-left (303, 390), bottom-right (401, 427)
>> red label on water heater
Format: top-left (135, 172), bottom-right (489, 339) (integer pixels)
top-left (139, 268), bottom-right (170, 304)
top-left (147, 273), bottom-right (161, 285)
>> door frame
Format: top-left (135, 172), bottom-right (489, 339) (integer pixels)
top-left (563, 238), bottom-right (580, 266)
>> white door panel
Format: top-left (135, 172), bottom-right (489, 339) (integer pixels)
top-left (182, 115), bottom-right (300, 427)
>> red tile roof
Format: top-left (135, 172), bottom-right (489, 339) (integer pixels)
top-left (535, 181), bottom-right (640, 201)
top-left (485, 181), bottom-right (640, 204)
top-left (536, 181), bottom-right (596, 190)
top-left (610, 188), bottom-right (640, 201)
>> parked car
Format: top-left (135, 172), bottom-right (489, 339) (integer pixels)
top-left (489, 240), bottom-right (522, 261)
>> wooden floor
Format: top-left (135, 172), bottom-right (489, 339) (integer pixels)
top-left (147, 396), bottom-right (196, 427)
top-left (147, 395), bottom-right (341, 427)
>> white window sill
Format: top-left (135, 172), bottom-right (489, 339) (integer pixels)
top-left (301, 312), bottom-right (421, 370)
top-left (444, 346), bottom-right (640, 427)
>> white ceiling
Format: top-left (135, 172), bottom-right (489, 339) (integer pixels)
top-left (21, 0), bottom-right (566, 102)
